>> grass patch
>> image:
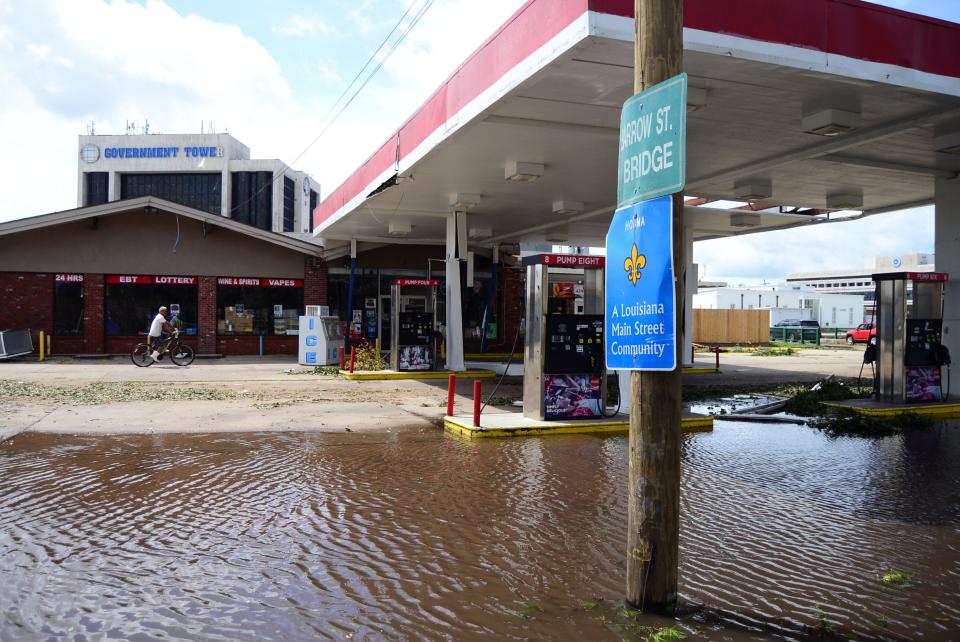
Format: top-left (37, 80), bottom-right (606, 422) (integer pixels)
top-left (485, 396), bottom-right (516, 406)
top-left (515, 601), bottom-right (543, 619)
top-left (879, 569), bottom-right (915, 587)
top-left (751, 346), bottom-right (796, 357)
top-left (0, 380), bottom-right (253, 405)
top-left (285, 366), bottom-right (342, 376)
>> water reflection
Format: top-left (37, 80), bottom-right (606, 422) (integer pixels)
top-left (0, 422), bottom-right (957, 641)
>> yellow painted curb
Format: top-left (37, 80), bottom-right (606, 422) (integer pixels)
top-left (444, 414), bottom-right (713, 438)
top-left (682, 367), bottom-right (720, 375)
top-left (339, 369), bottom-right (496, 381)
top-left (822, 401), bottom-right (960, 419)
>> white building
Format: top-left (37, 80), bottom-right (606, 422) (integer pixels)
top-left (694, 286), bottom-right (864, 329)
top-left (77, 133), bottom-right (318, 237)
top-left (786, 253), bottom-right (935, 318)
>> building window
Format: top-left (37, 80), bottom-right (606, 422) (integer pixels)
top-left (231, 171), bottom-right (274, 231)
top-left (85, 172), bottom-right (109, 206)
top-left (216, 278), bottom-right (304, 336)
top-left (104, 275), bottom-right (198, 336)
top-left (308, 189), bottom-right (318, 233)
top-left (121, 173), bottom-right (222, 214)
top-left (53, 274), bottom-right (84, 336)
top-left (283, 176), bottom-right (295, 232)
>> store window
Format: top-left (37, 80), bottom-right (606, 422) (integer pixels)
top-left (462, 275), bottom-right (497, 341)
top-left (53, 274), bottom-right (84, 336)
top-left (104, 275), bottom-right (198, 336)
top-left (216, 277), bottom-right (304, 335)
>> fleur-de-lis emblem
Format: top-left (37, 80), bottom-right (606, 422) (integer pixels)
top-left (624, 243), bottom-right (646, 285)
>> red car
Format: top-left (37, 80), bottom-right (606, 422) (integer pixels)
top-left (845, 322), bottom-right (876, 344)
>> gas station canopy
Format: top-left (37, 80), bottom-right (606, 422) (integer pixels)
top-left (314, 0), bottom-right (960, 256)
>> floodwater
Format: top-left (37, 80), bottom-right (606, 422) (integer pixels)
top-left (1, 421), bottom-right (958, 641)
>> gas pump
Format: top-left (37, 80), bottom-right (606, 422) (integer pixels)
top-left (522, 254), bottom-right (606, 420)
top-left (389, 279), bottom-right (439, 371)
top-left (873, 271), bottom-right (951, 402)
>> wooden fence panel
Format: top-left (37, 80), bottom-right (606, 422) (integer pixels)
top-left (693, 309), bottom-right (770, 345)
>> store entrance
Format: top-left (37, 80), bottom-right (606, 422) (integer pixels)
top-left (379, 295), bottom-right (392, 352)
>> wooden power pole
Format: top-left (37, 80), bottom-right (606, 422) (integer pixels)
top-left (626, 0), bottom-right (684, 614)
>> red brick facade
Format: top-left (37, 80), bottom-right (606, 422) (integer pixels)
top-left (197, 276), bottom-right (217, 354)
top-left (304, 256), bottom-right (327, 307)
top-left (0, 271), bottom-right (53, 349)
top-left (82, 274), bottom-right (104, 354)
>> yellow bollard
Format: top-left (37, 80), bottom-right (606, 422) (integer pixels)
top-left (46, 334), bottom-right (51, 358)
top-left (39, 330), bottom-right (45, 362)
top-left (376, 337), bottom-right (381, 353)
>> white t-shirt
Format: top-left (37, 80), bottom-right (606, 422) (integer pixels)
top-left (148, 313), bottom-right (166, 337)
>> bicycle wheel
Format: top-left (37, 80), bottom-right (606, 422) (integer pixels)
top-left (132, 343), bottom-right (154, 367)
top-left (170, 343), bottom-right (195, 367)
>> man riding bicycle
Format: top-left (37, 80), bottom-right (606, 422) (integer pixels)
top-left (148, 306), bottom-right (177, 362)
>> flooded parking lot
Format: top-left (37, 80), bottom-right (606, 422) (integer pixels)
top-left (1, 420), bottom-right (958, 641)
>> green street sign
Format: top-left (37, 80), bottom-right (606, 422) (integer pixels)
top-left (617, 72), bottom-right (687, 207)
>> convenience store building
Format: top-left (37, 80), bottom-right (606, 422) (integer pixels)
top-left (0, 197), bottom-right (326, 355)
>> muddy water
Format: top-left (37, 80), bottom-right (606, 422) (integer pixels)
top-left (1, 423), bottom-right (958, 641)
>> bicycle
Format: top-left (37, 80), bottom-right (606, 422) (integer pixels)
top-left (131, 330), bottom-right (195, 367)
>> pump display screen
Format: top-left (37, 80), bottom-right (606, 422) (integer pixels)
top-left (398, 312), bottom-right (433, 346)
top-left (544, 314), bottom-right (604, 375)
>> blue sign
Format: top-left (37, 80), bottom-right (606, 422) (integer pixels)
top-left (617, 73), bottom-right (687, 207)
top-left (605, 196), bottom-right (676, 371)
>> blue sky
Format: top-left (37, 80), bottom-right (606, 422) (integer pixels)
top-left (0, 0), bottom-right (955, 283)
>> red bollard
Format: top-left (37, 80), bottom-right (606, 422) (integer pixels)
top-left (715, 346), bottom-right (720, 370)
top-left (447, 374), bottom-right (457, 417)
top-left (339, 346), bottom-right (345, 370)
top-left (473, 380), bottom-right (482, 427)
top-left (349, 346), bottom-right (357, 374)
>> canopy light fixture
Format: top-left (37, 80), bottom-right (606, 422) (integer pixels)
top-left (505, 161), bottom-right (544, 182)
top-left (388, 220), bottom-right (411, 236)
top-left (552, 199), bottom-right (584, 215)
top-left (468, 225), bottom-right (492, 240)
top-left (826, 191), bottom-right (863, 209)
top-left (729, 212), bottom-right (761, 228)
top-left (801, 108), bottom-right (861, 137)
top-left (734, 179), bottom-right (771, 201)
top-left (545, 224), bottom-right (568, 243)
top-left (687, 86), bottom-right (708, 112)
top-left (934, 130), bottom-right (960, 155)
top-left (449, 192), bottom-right (481, 210)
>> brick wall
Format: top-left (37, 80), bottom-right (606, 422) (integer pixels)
top-left (304, 256), bottom-right (327, 307)
top-left (217, 335), bottom-right (298, 355)
top-left (0, 271), bottom-right (53, 350)
top-left (82, 273), bottom-right (105, 353)
top-left (197, 276), bottom-right (217, 354)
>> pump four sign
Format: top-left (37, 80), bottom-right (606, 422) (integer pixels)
top-left (605, 196), bottom-right (676, 371)
top-left (617, 73), bottom-right (687, 207)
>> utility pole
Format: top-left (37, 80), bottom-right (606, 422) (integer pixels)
top-left (626, 0), bottom-right (683, 614)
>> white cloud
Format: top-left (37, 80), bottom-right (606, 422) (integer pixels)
top-left (272, 13), bottom-right (335, 38)
top-left (0, 0), bottom-right (314, 221)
